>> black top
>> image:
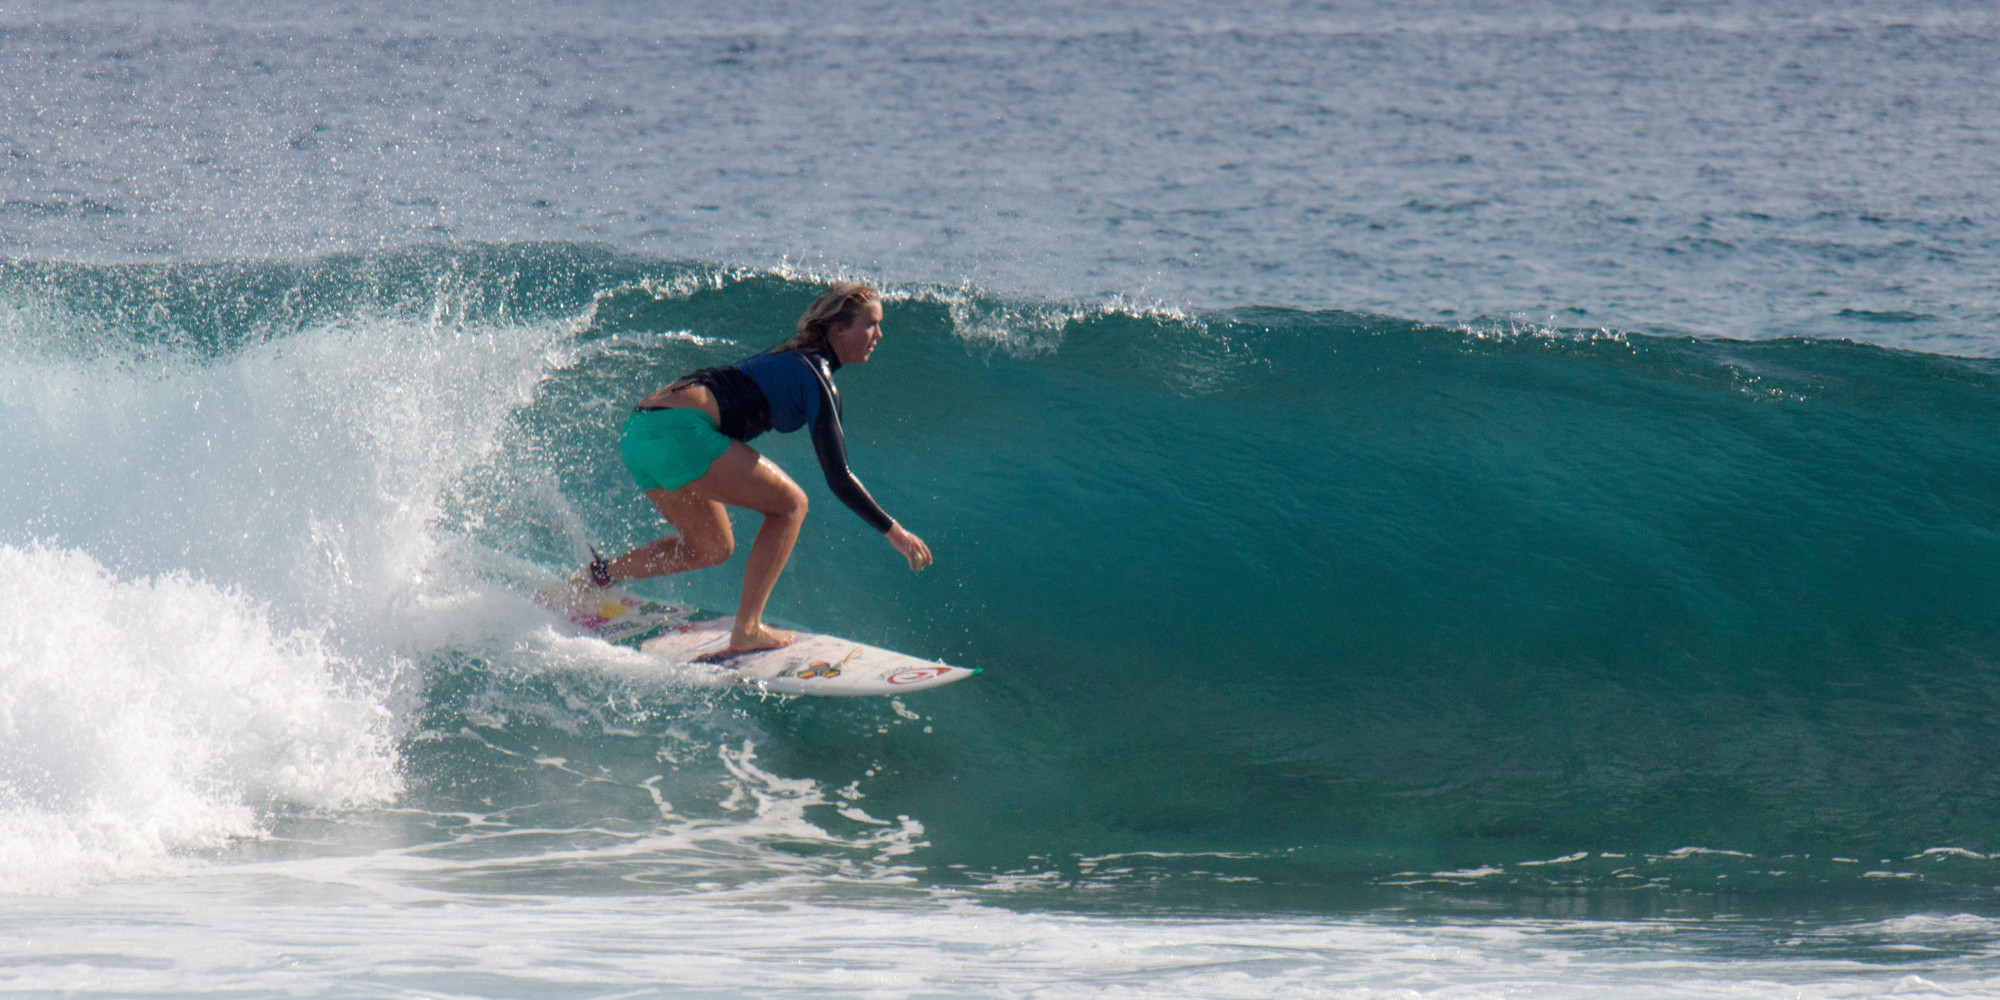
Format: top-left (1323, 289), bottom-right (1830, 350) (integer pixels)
top-left (665, 348), bottom-right (894, 534)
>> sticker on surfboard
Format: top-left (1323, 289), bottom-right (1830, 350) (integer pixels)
top-left (535, 583), bottom-right (692, 648)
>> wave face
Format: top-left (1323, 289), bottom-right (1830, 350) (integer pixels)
top-left (3, 245), bottom-right (1999, 914)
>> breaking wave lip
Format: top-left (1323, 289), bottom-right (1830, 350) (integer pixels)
top-left (7, 245), bottom-right (1993, 366)
top-left (0, 250), bottom-right (601, 895)
top-left (574, 260), bottom-right (1219, 360)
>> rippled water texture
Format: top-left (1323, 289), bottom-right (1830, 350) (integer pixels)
top-left (3, 0), bottom-right (1997, 351)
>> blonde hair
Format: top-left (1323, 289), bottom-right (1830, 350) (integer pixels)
top-left (776, 282), bottom-right (881, 354)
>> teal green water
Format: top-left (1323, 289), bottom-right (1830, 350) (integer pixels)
top-left (6, 247), bottom-right (2000, 918)
top-left (9, 3), bottom-right (2000, 990)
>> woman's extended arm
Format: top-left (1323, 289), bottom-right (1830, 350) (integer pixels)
top-left (806, 389), bottom-right (894, 533)
top-left (804, 358), bottom-right (931, 570)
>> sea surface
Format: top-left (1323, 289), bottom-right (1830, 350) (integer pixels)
top-left (4, 2), bottom-right (2000, 996)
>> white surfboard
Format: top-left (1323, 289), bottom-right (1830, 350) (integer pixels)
top-left (535, 583), bottom-right (977, 697)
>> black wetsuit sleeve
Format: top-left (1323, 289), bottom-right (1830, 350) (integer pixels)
top-left (807, 370), bottom-right (896, 534)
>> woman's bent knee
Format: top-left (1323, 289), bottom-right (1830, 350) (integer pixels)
top-left (687, 535), bottom-right (734, 568)
top-left (774, 485), bottom-right (808, 522)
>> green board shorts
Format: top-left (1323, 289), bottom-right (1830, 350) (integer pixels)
top-left (620, 408), bottom-right (733, 492)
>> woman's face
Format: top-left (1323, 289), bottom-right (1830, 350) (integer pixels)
top-left (827, 301), bottom-right (884, 365)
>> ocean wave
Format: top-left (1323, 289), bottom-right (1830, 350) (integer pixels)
top-left (3, 245), bottom-right (1998, 910)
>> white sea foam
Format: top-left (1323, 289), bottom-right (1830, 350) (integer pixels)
top-left (6, 881), bottom-right (2000, 999)
top-left (0, 544), bottom-right (402, 894)
top-left (0, 274), bottom-right (595, 893)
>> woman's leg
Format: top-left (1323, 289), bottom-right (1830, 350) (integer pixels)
top-left (607, 441), bottom-right (807, 652)
top-left (682, 442), bottom-right (809, 652)
top-left (609, 488), bottom-right (734, 580)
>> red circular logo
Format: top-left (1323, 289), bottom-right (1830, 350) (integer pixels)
top-left (886, 666), bottom-right (951, 685)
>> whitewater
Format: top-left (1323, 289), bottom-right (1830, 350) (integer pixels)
top-left (5, 1), bottom-right (2000, 997)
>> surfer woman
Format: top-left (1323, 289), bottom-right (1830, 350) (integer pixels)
top-left (583, 282), bottom-right (932, 653)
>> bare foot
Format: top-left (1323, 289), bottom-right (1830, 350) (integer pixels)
top-left (728, 623), bottom-right (795, 654)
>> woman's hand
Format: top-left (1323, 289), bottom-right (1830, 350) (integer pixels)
top-left (886, 523), bottom-right (932, 572)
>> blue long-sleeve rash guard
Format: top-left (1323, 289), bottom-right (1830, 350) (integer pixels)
top-left (677, 348), bottom-right (895, 534)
